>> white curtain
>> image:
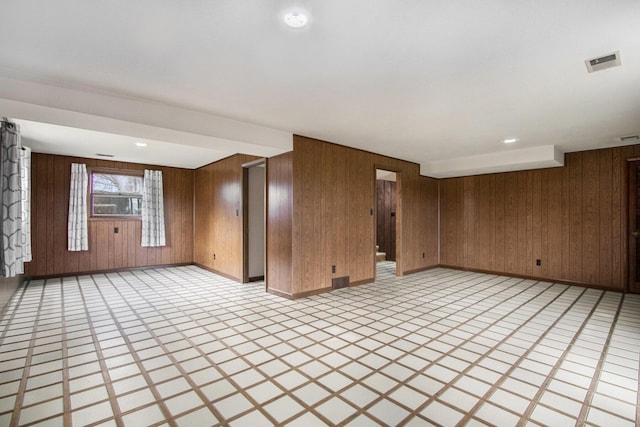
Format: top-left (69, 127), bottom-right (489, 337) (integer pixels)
top-left (1, 120), bottom-right (29, 277)
top-left (68, 163), bottom-right (89, 251)
top-left (20, 146), bottom-right (32, 262)
top-left (141, 169), bottom-right (165, 247)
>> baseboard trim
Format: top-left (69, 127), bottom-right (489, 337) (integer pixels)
top-left (437, 264), bottom-right (623, 293)
top-left (349, 278), bottom-right (374, 287)
top-left (267, 288), bottom-right (294, 299)
top-left (294, 287), bottom-right (332, 298)
top-left (403, 264), bottom-right (440, 276)
top-left (28, 263), bottom-right (193, 280)
top-left (193, 263), bottom-right (242, 283)
top-left (267, 287), bottom-right (332, 299)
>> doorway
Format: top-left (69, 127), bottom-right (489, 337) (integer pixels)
top-left (243, 160), bottom-right (266, 283)
top-left (628, 160), bottom-right (640, 293)
top-left (375, 169), bottom-right (397, 276)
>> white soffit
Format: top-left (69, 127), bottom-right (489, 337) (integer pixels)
top-left (423, 145), bottom-right (565, 178)
top-left (0, 75), bottom-right (292, 168)
top-left (13, 119), bottom-right (233, 169)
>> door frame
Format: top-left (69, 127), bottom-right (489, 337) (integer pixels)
top-left (373, 167), bottom-right (401, 279)
top-left (242, 158), bottom-right (266, 284)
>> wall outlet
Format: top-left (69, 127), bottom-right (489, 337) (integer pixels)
top-left (422, 252), bottom-right (425, 258)
top-left (332, 265), bottom-right (336, 274)
top-left (213, 253), bottom-right (216, 260)
top-left (536, 259), bottom-right (541, 266)
top-left (114, 227), bottom-right (119, 234)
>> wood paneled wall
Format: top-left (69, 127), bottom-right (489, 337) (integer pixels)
top-left (26, 154), bottom-right (194, 277)
top-left (409, 175), bottom-right (439, 272)
top-left (266, 152), bottom-right (293, 295)
top-left (376, 180), bottom-right (397, 261)
top-left (440, 146), bottom-right (632, 291)
top-left (267, 136), bottom-right (439, 297)
top-left (194, 154), bottom-right (260, 281)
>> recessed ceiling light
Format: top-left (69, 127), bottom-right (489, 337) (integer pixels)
top-left (135, 142), bottom-right (148, 147)
top-left (503, 138), bottom-right (519, 144)
top-left (284, 12), bottom-right (308, 28)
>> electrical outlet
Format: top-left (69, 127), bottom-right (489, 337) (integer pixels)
top-left (536, 259), bottom-right (541, 266)
top-left (332, 265), bottom-right (336, 274)
top-left (213, 253), bottom-right (216, 260)
top-left (422, 252), bottom-right (425, 258)
top-left (114, 227), bottom-right (119, 234)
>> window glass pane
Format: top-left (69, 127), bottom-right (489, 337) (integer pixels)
top-left (93, 173), bottom-right (143, 195)
top-left (92, 195), bottom-right (142, 216)
top-left (90, 171), bottom-right (143, 217)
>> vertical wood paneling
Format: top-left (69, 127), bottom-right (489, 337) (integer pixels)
top-left (45, 155), bottom-right (55, 274)
top-left (287, 136), bottom-right (438, 295)
top-left (582, 150), bottom-right (599, 284)
top-left (503, 173), bottom-right (518, 273)
top-left (439, 179), bottom-right (454, 265)
top-left (25, 153), bottom-right (194, 277)
top-left (193, 154), bottom-right (260, 281)
top-left (546, 167), bottom-right (562, 279)
top-left (568, 152), bottom-right (583, 282)
top-left (598, 150), bottom-right (612, 285)
top-left (531, 171), bottom-right (542, 276)
top-left (494, 174), bottom-right (505, 273)
top-left (421, 176), bottom-right (439, 267)
top-left (613, 146), bottom-right (633, 288)
top-left (439, 146), bottom-right (635, 291)
top-left (463, 177), bottom-right (475, 267)
top-left (516, 172), bottom-right (528, 274)
top-left (266, 152), bottom-right (293, 294)
top-left (539, 170), bottom-right (549, 278)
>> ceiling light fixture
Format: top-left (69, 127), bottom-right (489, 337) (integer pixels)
top-left (135, 142), bottom-right (148, 147)
top-left (503, 138), bottom-right (519, 144)
top-left (284, 11), bottom-right (308, 28)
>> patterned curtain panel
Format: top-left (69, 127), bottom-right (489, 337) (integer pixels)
top-left (20, 147), bottom-right (32, 262)
top-left (141, 170), bottom-right (166, 247)
top-left (67, 163), bottom-right (89, 251)
top-left (0, 120), bottom-right (26, 277)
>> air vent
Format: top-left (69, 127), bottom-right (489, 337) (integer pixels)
top-left (620, 135), bottom-right (640, 143)
top-left (585, 51), bottom-right (621, 73)
top-left (96, 153), bottom-right (115, 158)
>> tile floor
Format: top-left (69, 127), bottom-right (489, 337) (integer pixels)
top-left (0, 262), bottom-right (638, 426)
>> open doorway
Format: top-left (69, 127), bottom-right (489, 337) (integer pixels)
top-left (375, 169), bottom-right (397, 277)
top-left (243, 160), bottom-right (266, 283)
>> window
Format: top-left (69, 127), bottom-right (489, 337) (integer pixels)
top-left (90, 169), bottom-right (143, 217)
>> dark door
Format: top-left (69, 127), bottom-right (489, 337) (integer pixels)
top-left (376, 179), bottom-right (396, 261)
top-left (629, 161), bottom-right (640, 293)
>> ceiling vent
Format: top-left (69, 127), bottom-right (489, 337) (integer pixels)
top-left (619, 135), bottom-right (640, 143)
top-left (96, 153), bottom-right (115, 158)
top-left (585, 51), bottom-right (621, 73)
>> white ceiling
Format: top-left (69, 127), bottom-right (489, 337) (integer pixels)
top-left (1, 0), bottom-right (639, 175)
